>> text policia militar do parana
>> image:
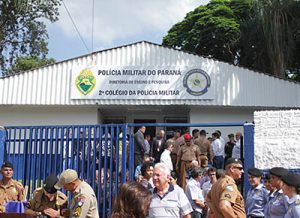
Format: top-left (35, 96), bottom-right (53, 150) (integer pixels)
top-left (98, 69), bottom-right (181, 76)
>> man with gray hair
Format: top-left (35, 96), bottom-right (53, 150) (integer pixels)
top-left (55, 169), bottom-right (99, 218)
top-left (185, 167), bottom-right (206, 218)
top-left (148, 163), bottom-right (193, 218)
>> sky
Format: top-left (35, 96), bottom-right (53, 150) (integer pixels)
top-left (46, 0), bottom-right (210, 62)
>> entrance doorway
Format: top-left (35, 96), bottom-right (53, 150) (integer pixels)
top-left (165, 117), bottom-right (188, 139)
top-left (134, 119), bottom-right (156, 138)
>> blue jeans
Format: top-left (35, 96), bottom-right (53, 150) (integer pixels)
top-left (213, 155), bottom-right (224, 169)
top-left (192, 211), bottom-right (202, 218)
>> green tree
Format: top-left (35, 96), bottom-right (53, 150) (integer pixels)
top-left (255, 0), bottom-right (300, 78)
top-left (0, 0), bottom-right (61, 75)
top-left (163, 0), bottom-right (252, 63)
top-left (163, 0), bottom-right (300, 80)
top-left (8, 56), bottom-right (56, 75)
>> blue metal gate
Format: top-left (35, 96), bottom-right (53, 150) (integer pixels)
top-left (0, 122), bottom-right (254, 217)
top-left (0, 124), bottom-right (131, 217)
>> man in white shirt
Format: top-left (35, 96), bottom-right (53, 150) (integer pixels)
top-left (149, 163), bottom-right (192, 218)
top-left (215, 130), bottom-right (225, 149)
top-left (160, 143), bottom-right (174, 173)
top-left (232, 132), bottom-right (242, 159)
top-left (211, 132), bottom-right (224, 169)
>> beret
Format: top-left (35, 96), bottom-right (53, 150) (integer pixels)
top-left (44, 174), bottom-right (58, 194)
top-left (184, 133), bottom-right (192, 141)
top-left (282, 173), bottom-right (300, 188)
top-left (1, 161), bottom-right (13, 169)
top-left (225, 158), bottom-right (243, 167)
top-left (269, 167), bottom-right (288, 178)
top-left (248, 168), bottom-right (263, 177)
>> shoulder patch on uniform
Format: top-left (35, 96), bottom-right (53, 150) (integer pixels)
top-left (225, 185), bottom-right (234, 192)
top-left (225, 193), bottom-right (231, 199)
top-left (57, 192), bottom-right (68, 205)
top-left (74, 206), bottom-right (82, 217)
top-left (26, 201), bottom-right (31, 208)
top-left (77, 197), bottom-right (85, 207)
top-left (11, 187), bottom-right (18, 194)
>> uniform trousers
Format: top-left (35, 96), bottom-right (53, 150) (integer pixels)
top-left (180, 160), bottom-right (193, 191)
top-left (199, 154), bottom-right (208, 168)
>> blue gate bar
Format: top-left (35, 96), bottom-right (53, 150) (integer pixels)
top-left (121, 125), bottom-right (128, 184)
top-left (21, 128), bottom-right (27, 182)
top-left (243, 123), bottom-right (255, 194)
top-left (0, 127), bottom-right (5, 168)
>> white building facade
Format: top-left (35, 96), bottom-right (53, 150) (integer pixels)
top-left (1, 41), bottom-right (299, 136)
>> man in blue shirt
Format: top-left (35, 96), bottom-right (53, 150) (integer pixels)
top-left (185, 167), bottom-right (206, 218)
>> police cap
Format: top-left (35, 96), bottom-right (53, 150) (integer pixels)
top-left (225, 158), bottom-right (243, 167)
top-left (248, 167), bottom-right (263, 177)
top-left (269, 167), bottom-right (288, 178)
top-left (1, 161), bottom-right (13, 169)
top-left (55, 169), bottom-right (78, 189)
top-left (43, 174), bottom-right (58, 194)
top-left (282, 173), bottom-right (300, 188)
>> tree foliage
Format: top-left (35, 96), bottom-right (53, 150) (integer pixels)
top-left (8, 56), bottom-right (56, 75)
top-left (255, 0), bottom-right (300, 78)
top-left (0, 0), bottom-right (61, 75)
top-left (163, 0), bottom-right (300, 80)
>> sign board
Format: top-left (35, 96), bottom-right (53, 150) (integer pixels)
top-left (71, 66), bottom-right (214, 100)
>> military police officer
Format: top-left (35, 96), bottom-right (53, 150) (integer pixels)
top-left (55, 169), bottom-right (99, 218)
top-left (265, 167), bottom-right (289, 218)
top-left (206, 158), bottom-right (246, 218)
top-left (245, 167), bottom-right (269, 218)
top-left (282, 172), bottom-right (300, 218)
top-left (25, 174), bottom-right (68, 217)
top-left (0, 161), bottom-right (24, 212)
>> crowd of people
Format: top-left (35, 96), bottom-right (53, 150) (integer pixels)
top-left (0, 126), bottom-right (300, 218)
top-left (0, 162), bottom-right (99, 218)
top-left (112, 161), bottom-right (300, 218)
top-left (114, 126), bottom-right (300, 218)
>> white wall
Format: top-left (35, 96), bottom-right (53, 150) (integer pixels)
top-left (254, 110), bottom-right (300, 169)
top-left (190, 107), bottom-right (253, 138)
top-left (0, 106), bottom-right (98, 126)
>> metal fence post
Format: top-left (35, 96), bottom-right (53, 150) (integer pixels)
top-left (243, 123), bottom-right (255, 195)
top-left (0, 126), bottom-right (6, 165)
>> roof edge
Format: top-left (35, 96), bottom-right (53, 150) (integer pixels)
top-left (1, 40), bottom-right (299, 85)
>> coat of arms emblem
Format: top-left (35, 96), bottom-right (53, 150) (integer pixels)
top-left (75, 69), bottom-right (96, 95)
